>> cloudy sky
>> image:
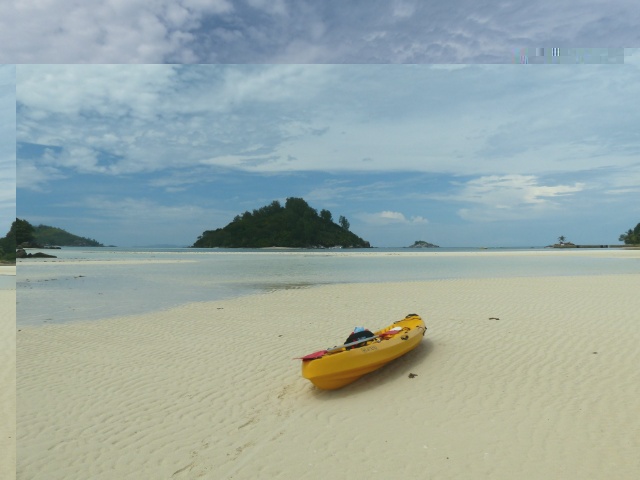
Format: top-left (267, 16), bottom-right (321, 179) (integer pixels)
top-left (0, 66), bottom-right (16, 236)
top-left (16, 60), bottom-right (640, 247)
top-left (3, 0), bottom-right (639, 64)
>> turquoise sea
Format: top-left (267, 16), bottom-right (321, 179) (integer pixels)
top-left (17, 247), bottom-right (639, 326)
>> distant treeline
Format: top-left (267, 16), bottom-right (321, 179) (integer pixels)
top-left (193, 197), bottom-right (371, 248)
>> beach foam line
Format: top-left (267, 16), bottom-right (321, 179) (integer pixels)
top-left (1, 290), bottom-right (16, 479)
top-left (17, 274), bottom-right (640, 479)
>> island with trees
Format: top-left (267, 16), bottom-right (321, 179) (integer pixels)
top-left (550, 235), bottom-right (576, 248)
top-left (13, 219), bottom-right (104, 248)
top-left (33, 223), bottom-right (103, 247)
top-left (407, 240), bottom-right (439, 248)
top-left (193, 198), bottom-right (371, 249)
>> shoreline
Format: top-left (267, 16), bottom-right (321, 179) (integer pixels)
top-left (17, 247), bottom-right (640, 261)
top-left (17, 274), bottom-right (640, 479)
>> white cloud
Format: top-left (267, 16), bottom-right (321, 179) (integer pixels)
top-left (2, 0), bottom-right (233, 63)
top-left (17, 65), bottom-right (180, 119)
top-left (461, 174), bottom-right (584, 203)
top-left (392, 1), bottom-right (417, 19)
top-left (380, 211), bottom-right (406, 221)
top-left (217, 65), bottom-right (335, 108)
top-left (16, 159), bottom-right (65, 192)
top-left (306, 184), bottom-right (353, 203)
top-left (360, 210), bottom-right (428, 225)
top-left (16, 63), bottom-right (640, 214)
top-left (246, 0), bottom-right (288, 16)
top-left (362, 31), bottom-right (387, 43)
top-left (598, 163), bottom-right (640, 196)
top-left (0, 65), bottom-right (16, 225)
top-left (4, 1), bottom-right (639, 63)
top-left (79, 196), bottom-right (204, 221)
top-left (446, 174), bottom-right (586, 221)
top-left (0, 187), bottom-right (15, 219)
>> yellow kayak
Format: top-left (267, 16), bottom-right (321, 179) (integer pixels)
top-left (299, 314), bottom-right (426, 390)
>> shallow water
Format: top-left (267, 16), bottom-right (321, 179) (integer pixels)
top-left (0, 275), bottom-right (14, 290)
top-left (17, 247), bottom-right (639, 326)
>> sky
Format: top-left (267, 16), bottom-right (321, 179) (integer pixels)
top-left (15, 60), bottom-right (640, 248)
top-left (7, 2), bottom-right (640, 247)
top-left (0, 65), bottom-right (16, 236)
top-left (3, 0), bottom-right (639, 64)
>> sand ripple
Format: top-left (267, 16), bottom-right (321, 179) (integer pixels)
top-left (17, 275), bottom-right (640, 479)
top-left (1, 290), bottom-right (16, 479)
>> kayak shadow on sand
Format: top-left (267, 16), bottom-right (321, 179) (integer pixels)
top-left (308, 338), bottom-right (434, 398)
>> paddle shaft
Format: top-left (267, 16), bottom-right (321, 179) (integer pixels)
top-left (326, 329), bottom-right (402, 353)
top-left (296, 328), bottom-right (405, 359)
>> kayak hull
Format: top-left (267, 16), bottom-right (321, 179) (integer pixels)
top-left (301, 314), bottom-right (426, 390)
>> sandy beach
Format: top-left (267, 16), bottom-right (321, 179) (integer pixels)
top-left (17, 270), bottom-right (640, 479)
top-left (1, 266), bottom-right (16, 480)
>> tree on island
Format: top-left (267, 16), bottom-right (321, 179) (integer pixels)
top-left (193, 198), bottom-right (371, 248)
top-left (619, 222), bottom-right (640, 245)
top-left (14, 218), bottom-right (36, 245)
top-left (0, 222), bottom-right (18, 262)
top-left (553, 235), bottom-right (575, 247)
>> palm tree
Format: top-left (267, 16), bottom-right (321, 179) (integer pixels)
top-left (557, 235), bottom-right (566, 244)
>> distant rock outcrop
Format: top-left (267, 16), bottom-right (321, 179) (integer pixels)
top-left (16, 249), bottom-right (57, 258)
top-left (550, 242), bottom-right (576, 248)
top-left (407, 240), bottom-right (439, 248)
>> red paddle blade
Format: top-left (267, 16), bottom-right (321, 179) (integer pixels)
top-left (380, 327), bottom-right (403, 337)
top-left (295, 350), bottom-right (327, 360)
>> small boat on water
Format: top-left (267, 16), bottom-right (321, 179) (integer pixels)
top-left (298, 314), bottom-right (427, 390)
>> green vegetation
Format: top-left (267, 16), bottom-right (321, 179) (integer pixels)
top-left (32, 224), bottom-right (103, 247)
top-left (14, 218), bottom-right (36, 245)
top-left (553, 235), bottom-right (575, 247)
top-left (0, 222), bottom-right (17, 263)
top-left (408, 240), bottom-right (439, 248)
top-left (193, 198), bottom-right (371, 248)
top-left (619, 222), bottom-right (640, 245)
top-left (10, 218), bottom-right (104, 248)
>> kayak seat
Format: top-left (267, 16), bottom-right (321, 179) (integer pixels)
top-left (344, 330), bottom-right (375, 350)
